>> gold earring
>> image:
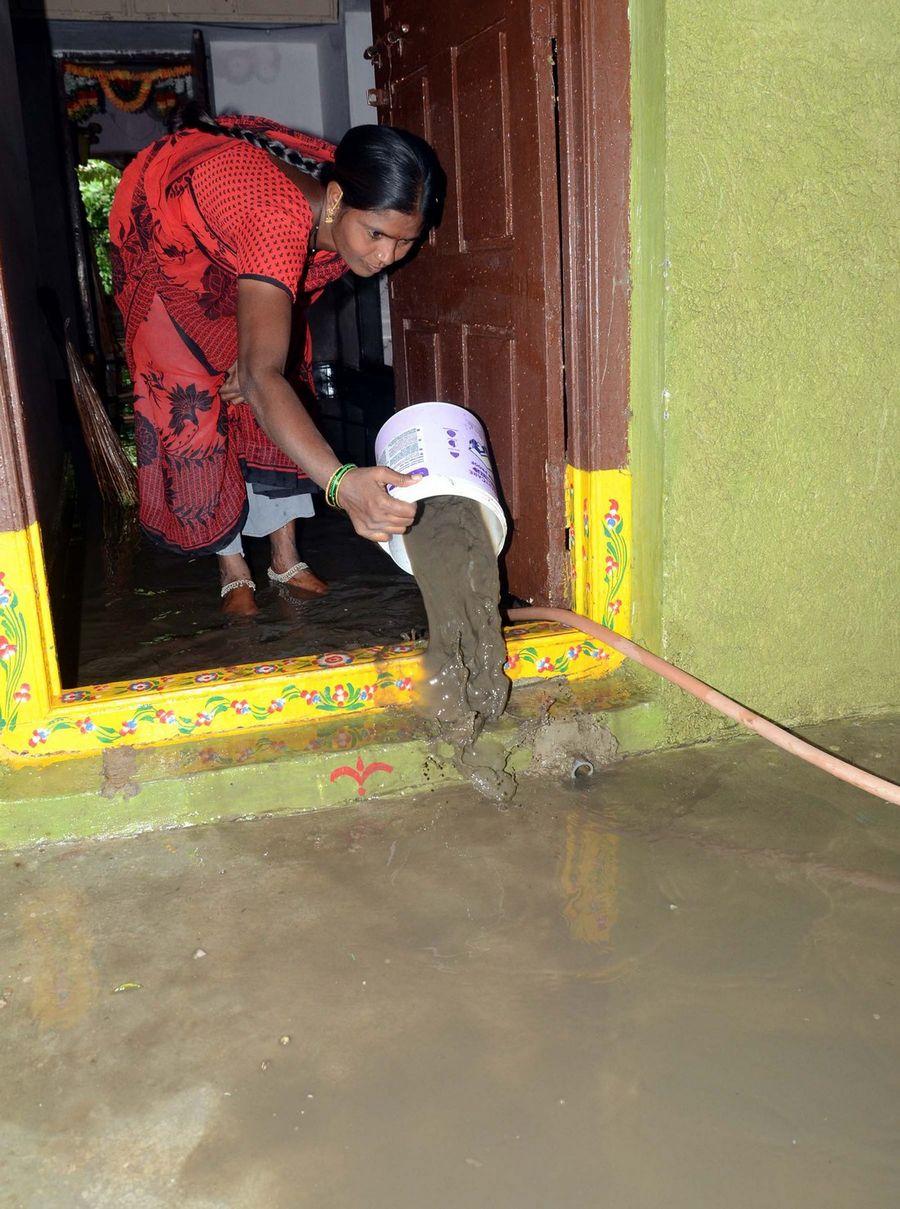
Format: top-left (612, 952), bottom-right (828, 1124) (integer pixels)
top-left (326, 198), bottom-right (341, 223)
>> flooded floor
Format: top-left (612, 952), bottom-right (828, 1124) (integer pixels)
top-left (1, 715), bottom-right (898, 1208)
top-left (59, 506), bottom-right (427, 686)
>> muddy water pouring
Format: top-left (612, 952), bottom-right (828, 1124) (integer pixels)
top-left (375, 403), bottom-right (513, 797)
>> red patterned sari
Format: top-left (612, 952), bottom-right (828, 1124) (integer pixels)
top-left (109, 116), bottom-right (348, 554)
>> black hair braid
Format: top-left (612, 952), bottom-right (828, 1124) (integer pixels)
top-left (187, 110), bottom-right (325, 179)
top-left (169, 104), bottom-right (445, 231)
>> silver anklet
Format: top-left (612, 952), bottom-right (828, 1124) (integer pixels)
top-left (221, 578), bottom-right (256, 598)
top-left (267, 562), bottom-right (310, 584)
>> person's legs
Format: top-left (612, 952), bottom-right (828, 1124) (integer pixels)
top-left (268, 519), bottom-right (328, 595)
top-left (216, 532), bottom-right (259, 619)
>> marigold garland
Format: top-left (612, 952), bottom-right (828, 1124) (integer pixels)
top-left (63, 62), bottom-right (193, 117)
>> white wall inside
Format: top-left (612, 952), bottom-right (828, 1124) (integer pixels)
top-left (344, 4), bottom-right (376, 128)
top-left (210, 38), bottom-right (324, 134)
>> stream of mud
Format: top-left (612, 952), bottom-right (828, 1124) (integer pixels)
top-left (403, 496), bottom-right (514, 799)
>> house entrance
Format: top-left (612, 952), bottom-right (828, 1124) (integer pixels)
top-left (0, 0), bottom-right (631, 761)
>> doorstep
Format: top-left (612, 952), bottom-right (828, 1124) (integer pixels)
top-left (0, 672), bottom-right (663, 849)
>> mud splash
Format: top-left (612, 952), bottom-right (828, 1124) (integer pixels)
top-left (404, 497), bottom-right (514, 799)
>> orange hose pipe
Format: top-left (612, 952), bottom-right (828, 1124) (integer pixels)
top-left (509, 607), bottom-right (900, 806)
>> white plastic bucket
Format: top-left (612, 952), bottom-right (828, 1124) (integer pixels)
top-left (374, 401), bottom-right (508, 574)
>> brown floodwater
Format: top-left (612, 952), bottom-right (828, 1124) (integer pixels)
top-left (58, 506), bottom-right (427, 686)
top-left (1, 715), bottom-right (898, 1208)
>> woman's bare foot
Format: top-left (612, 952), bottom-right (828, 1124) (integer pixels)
top-left (218, 553), bottom-right (259, 619)
top-left (269, 522), bottom-right (328, 597)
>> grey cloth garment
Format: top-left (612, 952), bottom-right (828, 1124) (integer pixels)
top-left (216, 483), bottom-right (315, 556)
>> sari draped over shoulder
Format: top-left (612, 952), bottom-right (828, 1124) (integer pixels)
top-left (109, 116), bottom-right (346, 554)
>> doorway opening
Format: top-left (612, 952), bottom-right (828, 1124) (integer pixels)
top-left (0, 0), bottom-right (630, 763)
top-left (10, 12), bottom-right (430, 688)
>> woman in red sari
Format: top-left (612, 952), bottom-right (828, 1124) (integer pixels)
top-left (109, 113), bottom-right (443, 616)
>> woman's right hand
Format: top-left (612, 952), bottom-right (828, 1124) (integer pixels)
top-left (337, 466), bottom-right (418, 543)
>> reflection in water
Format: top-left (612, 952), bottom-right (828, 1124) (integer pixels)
top-left (560, 812), bottom-right (619, 945)
top-left (22, 887), bottom-right (97, 1031)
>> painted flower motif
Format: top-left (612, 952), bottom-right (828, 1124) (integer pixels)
top-left (604, 499), bottom-right (620, 529)
top-left (504, 653), bottom-right (521, 671)
top-left (332, 685), bottom-right (349, 705)
top-left (28, 728), bottom-right (49, 747)
top-left (194, 672), bottom-right (219, 684)
top-left (231, 699), bottom-right (250, 715)
top-left (119, 719), bottom-right (138, 736)
top-left (536, 657), bottom-right (555, 673)
top-left (61, 689), bottom-right (90, 703)
top-left (605, 556), bottom-right (619, 577)
top-left (14, 682), bottom-right (31, 702)
top-left (156, 709), bottom-right (176, 725)
top-left (196, 711), bottom-right (212, 726)
top-left (0, 634), bottom-right (17, 661)
top-left (334, 729), bottom-right (353, 750)
top-left (389, 643), bottom-right (416, 655)
top-left (76, 717), bottom-right (95, 734)
top-left (566, 645), bottom-right (582, 661)
top-left (253, 665), bottom-right (277, 675)
top-left (395, 677), bottom-right (413, 692)
top-left (267, 698), bottom-right (285, 714)
top-left (129, 681), bottom-right (155, 693)
top-left (0, 587), bottom-right (10, 607)
top-left (316, 652), bottom-right (353, 668)
top-left (608, 599), bottom-right (622, 616)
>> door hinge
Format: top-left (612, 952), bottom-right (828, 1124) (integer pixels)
top-left (367, 87), bottom-right (389, 108)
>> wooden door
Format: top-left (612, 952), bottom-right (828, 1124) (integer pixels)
top-left (370, 0), bottom-right (566, 605)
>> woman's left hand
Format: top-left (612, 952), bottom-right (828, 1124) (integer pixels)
top-left (220, 361), bottom-right (245, 404)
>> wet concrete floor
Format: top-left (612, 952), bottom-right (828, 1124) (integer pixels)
top-left (1, 715), bottom-right (898, 1208)
top-left (61, 507), bottom-right (427, 687)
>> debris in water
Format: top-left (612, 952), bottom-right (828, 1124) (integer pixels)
top-left (260, 1060), bottom-right (271, 1072)
top-left (112, 982), bottom-right (143, 993)
top-left (193, 948), bottom-right (207, 959)
top-left (279, 1034), bottom-right (291, 1046)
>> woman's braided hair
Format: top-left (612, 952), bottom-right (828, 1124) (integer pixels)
top-left (188, 110), bottom-right (326, 179)
top-left (174, 106), bottom-right (445, 230)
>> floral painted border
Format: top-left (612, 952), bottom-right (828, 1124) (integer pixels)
top-left (597, 497), bottom-right (628, 630)
top-left (8, 620), bottom-right (614, 759)
top-left (1, 476), bottom-right (628, 766)
top-left (0, 572), bottom-right (31, 734)
top-left (566, 468), bottom-right (632, 634)
top-left (29, 670), bottom-right (416, 750)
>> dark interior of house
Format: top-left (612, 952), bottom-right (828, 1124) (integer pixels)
top-left (9, 8), bottom-right (428, 688)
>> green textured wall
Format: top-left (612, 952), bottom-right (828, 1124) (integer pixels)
top-left (631, 0), bottom-right (899, 744)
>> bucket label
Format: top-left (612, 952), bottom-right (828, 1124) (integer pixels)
top-left (379, 426), bottom-right (426, 475)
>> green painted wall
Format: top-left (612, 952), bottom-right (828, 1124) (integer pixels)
top-left (630, 0), bottom-right (900, 744)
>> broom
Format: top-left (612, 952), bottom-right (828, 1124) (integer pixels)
top-left (65, 326), bottom-right (138, 509)
top-left (65, 327), bottom-right (139, 586)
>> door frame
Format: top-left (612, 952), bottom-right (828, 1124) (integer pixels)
top-left (0, 1), bottom-right (632, 766)
top-left (554, 0), bottom-right (634, 629)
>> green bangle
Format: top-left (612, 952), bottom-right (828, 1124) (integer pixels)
top-left (325, 463), bottom-right (356, 509)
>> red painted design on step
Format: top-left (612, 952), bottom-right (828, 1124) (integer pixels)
top-left (329, 755), bottom-right (394, 797)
